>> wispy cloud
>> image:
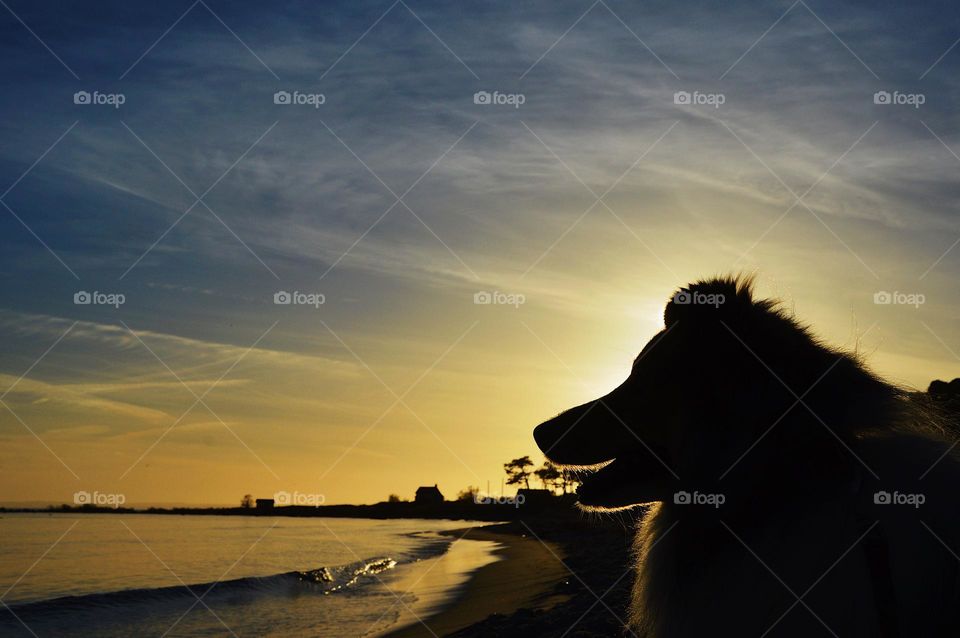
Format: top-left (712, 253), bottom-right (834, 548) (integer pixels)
top-left (1, 0), bottom-right (958, 503)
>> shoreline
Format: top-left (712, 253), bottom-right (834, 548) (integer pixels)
top-left (1, 510), bottom-right (639, 636)
top-left (0, 499), bottom-right (556, 522)
top-left (383, 524), bottom-right (569, 637)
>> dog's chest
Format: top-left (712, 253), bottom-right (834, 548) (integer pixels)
top-left (634, 506), bottom-right (880, 637)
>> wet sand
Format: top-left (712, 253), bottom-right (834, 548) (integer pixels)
top-left (384, 526), bottom-right (569, 637)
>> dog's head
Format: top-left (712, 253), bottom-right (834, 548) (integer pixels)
top-left (534, 276), bottom-right (890, 511)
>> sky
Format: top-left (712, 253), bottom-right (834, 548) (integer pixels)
top-left (1, 0), bottom-right (959, 506)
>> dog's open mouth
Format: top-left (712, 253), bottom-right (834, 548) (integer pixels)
top-left (533, 400), bottom-right (676, 510)
top-left (571, 446), bottom-right (675, 510)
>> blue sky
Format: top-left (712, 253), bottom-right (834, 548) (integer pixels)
top-left (1, 0), bottom-right (959, 504)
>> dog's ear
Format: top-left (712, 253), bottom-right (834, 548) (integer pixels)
top-left (663, 275), bottom-right (760, 328)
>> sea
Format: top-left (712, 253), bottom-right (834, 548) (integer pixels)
top-left (0, 513), bottom-right (500, 637)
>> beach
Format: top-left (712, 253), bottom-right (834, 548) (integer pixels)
top-left (0, 515), bottom-right (514, 638)
top-left (0, 511), bottom-right (639, 637)
top-left (385, 517), bottom-right (638, 637)
top-left (386, 525), bottom-right (570, 637)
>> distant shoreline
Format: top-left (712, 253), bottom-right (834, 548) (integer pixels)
top-left (0, 497), bottom-right (575, 521)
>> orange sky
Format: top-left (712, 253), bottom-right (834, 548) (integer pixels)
top-left (2, 2), bottom-right (959, 506)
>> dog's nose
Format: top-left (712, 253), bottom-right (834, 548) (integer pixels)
top-left (533, 420), bottom-right (557, 454)
top-left (535, 399), bottom-right (621, 466)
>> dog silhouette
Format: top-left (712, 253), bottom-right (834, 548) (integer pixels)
top-left (535, 276), bottom-right (960, 637)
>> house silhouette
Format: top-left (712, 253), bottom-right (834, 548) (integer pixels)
top-left (415, 484), bottom-right (444, 504)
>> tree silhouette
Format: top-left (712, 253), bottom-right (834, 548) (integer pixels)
top-left (240, 494), bottom-right (254, 508)
top-left (534, 461), bottom-right (561, 492)
top-left (558, 468), bottom-right (581, 494)
top-left (457, 486), bottom-right (480, 502)
top-left (504, 455), bottom-right (534, 489)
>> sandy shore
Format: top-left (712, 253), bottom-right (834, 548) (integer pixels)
top-left (384, 525), bottom-right (569, 637)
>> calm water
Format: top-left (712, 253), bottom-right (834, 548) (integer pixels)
top-left (0, 513), bottom-right (497, 637)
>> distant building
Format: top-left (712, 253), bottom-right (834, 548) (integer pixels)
top-left (255, 498), bottom-right (275, 509)
top-left (415, 485), bottom-right (444, 504)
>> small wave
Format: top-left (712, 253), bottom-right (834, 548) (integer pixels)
top-left (315, 557), bottom-right (398, 593)
top-left (400, 531), bottom-right (457, 562)
top-left (4, 556), bottom-right (404, 618)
